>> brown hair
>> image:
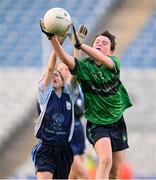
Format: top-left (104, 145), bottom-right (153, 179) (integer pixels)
top-left (92, 30), bottom-right (116, 51)
top-left (54, 69), bottom-right (64, 83)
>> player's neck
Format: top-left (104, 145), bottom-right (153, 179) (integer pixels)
top-left (55, 88), bottom-right (62, 97)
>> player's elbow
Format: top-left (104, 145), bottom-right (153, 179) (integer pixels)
top-left (62, 55), bottom-right (75, 70)
top-left (101, 57), bottom-right (114, 70)
top-left (58, 51), bottom-right (67, 61)
top-left (59, 55), bottom-right (69, 65)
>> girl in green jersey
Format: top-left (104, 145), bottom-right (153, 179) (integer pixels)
top-left (46, 27), bottom-right (132, 179)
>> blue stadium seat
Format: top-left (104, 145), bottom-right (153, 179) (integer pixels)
top-left (0, 0), bottom-right (115, 67)
top-left (121, 11), bottom-right (156, 68)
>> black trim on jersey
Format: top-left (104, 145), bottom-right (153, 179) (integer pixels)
top-left (80, 77), bottom-right (122, 96)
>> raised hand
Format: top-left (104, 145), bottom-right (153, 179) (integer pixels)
top-left (68, 24), bottom-right (88, 49)
top-left (39, 19), bottom-right (54, 39)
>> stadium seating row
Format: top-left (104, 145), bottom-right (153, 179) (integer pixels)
top-left (0, 0), bottom-right (115, 67)
top-left (121, 11), bottom-right (156, 67)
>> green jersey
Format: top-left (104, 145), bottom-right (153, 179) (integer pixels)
top-left (71, 56), bottom-right (132, 125)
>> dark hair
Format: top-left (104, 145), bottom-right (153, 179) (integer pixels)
top-left (93, 30), bottom-right (116, 51)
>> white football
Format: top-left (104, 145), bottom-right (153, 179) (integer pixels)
top-left (43, 7), bottom-right (72, 36)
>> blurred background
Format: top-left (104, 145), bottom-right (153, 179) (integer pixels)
top-left (0, 0), bottom-right (156, 179)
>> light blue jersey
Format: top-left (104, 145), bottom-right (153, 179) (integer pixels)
top-left (34, 80), bottom-right (78, 145)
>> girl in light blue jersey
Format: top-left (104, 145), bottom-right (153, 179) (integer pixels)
top-left (31, 36), bottom-right (78, 179)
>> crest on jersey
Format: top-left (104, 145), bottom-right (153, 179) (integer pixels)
top-left (66, 101), bottom-right (71, 110)
top-left (77, 98), bottom-right (82, 107)
top-left (52, 113), bottom-right (64, 127)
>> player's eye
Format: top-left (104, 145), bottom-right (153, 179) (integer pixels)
top-left (102, 41), bottom-right (109, 46)
top-left (96, 40), bottom-right (100, 44)
top-left (53, 72), bottom-right (59, 77)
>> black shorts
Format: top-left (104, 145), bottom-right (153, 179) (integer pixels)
top-left (86, 116), bottom-right (129, 152)
top-left (70, 121), bottom-right (85, 155)
top-left (31, 142), bottom-right (73, 179)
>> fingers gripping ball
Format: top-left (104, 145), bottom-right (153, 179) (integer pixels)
top-left (42, 7), bottom-right (72, 36)
top-left (40, 19), bottom-right (53, 39)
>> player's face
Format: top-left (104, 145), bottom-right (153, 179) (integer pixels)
top-left (57, 63), bottom-right (71, 82)
top-left (52, 70), bottom-right (64, 89)
top-left (92, 35), bottom-right (111, 56)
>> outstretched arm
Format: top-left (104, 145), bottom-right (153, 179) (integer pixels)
top-left (69, 48), bottom-right (81, 89)
top-left (41, 36), bottom-right (67, 89)
top-left (80, 43), bottom-right (114, 69)
top-left (41, 49), bottom-right (57, 89)
top-left (71, 24), bottom-right (113, 69)
top-left (50, 36), bottom-right (75, 70)
top-left (69, 24), bottom-right (88, 88)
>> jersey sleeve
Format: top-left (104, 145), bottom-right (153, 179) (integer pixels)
top-left (64, 81), bottom-right (79, 103)
top-left (69, 57), bottom-right (79, 76)
top-left (110, 56), bottom-right (120, 74)
top-left (37, 79), bottom-right (53, 105)
top-left (70, 57), bottom-right (85, 78)
top-left (70, 57), bottom-right (89, 83)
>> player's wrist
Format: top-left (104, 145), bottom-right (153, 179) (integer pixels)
top-left (74, 41), bottom-right (81, 49)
